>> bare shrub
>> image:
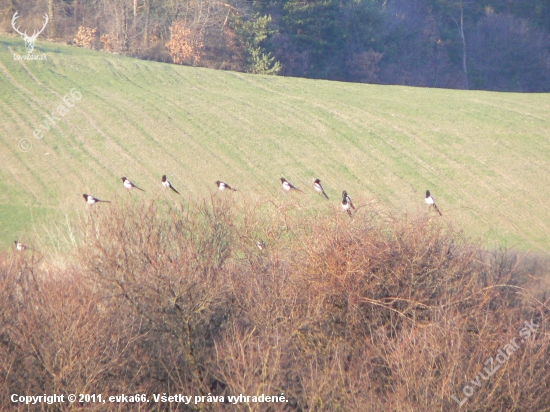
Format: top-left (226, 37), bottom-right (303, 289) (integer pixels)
top-left (0, 255), bottom-right (145, 410)
top-left (79, 197), bottom-right (238, 398)
top-left (1, 198), bottom-right (549, 411)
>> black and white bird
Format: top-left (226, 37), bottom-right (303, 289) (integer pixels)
top-left (162, 175), bottom-right (180, 194)
top-left (14, 240), bottom-right (28, 251)
top-left (257, 240), bottom-right (266, 250)
top-left (425, 190), bottom-right (442, 216)
top-left (314, 179), bottom-right (329, 199)
top-left (280, 177), bottom-right (303, 193)
top-left (121, 177), bottom-right (145, 192)
top-left (341, 190), bottom-right (355, 217)
top-left (216, 181), bottom-right (237, 191)
top-left (83, 194), bottom-right (111, 205)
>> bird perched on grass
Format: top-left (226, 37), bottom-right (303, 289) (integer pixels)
top-left (162, 175), bottom-right (180, 194)
top-left (280, 177), bottom-right (303, 193)
top-left (216, 181), bottom-right (237, 191)
top-left (83, 194), bottom-right (111, 205)
top-left (314, 179), bottom-right (329, 199)
top-left (121, 177), bottom-right (145, 192)
top-left (341, 190), bottom-right (355, 217)
top-left (257, 240), bottom-right (266, 250)
top-left (425, 190), bottom-right (442, 216)
top-left (14, 240), bottom-right (29, 251)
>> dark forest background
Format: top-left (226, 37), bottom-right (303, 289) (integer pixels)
top-left (2, 0), bottom-right (550, 91)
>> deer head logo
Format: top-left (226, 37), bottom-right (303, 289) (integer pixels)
top-left (11, 11), bottom-right (49, 54)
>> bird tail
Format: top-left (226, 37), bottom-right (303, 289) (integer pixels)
top-left (322, 191), bottom-right (329, 199)
top-left (136, 186), bottom-right (145, 192)
top-left (347, 209), bottom-right (353, 218)
top-left (170, 186), bottom-right (180, 195)
top-left (434, 204), bottom-right (442, 216)
top-left (99, 200), bottom-right (112, 203)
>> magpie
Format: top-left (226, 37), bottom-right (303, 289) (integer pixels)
top-left (216, 181), bottom-right (237, 191)
top-left (14, 240), bottom-right (28, 251)
top-left (121, 177), bottom-right (145, 192)
top-left (83, 194), bottom-right (110, 205)
top-left (162, 175), bottom-right (180, 194)
top-left (257, 240), bottom-right (266, 250)
top-left (280, 177), bottom-right (303, 193)
top-left (341, 190), bottom-right (355, 217)
top-left (314, 179), bottom-right (329, 199)
top-left (425, 190), bottom-right (442, 216)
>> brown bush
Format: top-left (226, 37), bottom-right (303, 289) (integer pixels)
top-left (165, 20), bottom-right (204, 66)
top-left (0, 197), bottom-right (549, 411)
top-left (73, 26), bottom-right (97, 49)
top-left (0, 254), bottom-right (145, 411)
top-left (100, 32), bottom-right (118, 53)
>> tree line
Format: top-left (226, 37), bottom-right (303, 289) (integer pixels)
top-left (2, 0), bottom-right (549, 91)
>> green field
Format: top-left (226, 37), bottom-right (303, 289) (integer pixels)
top-left (1, 35), bottom-right (549, 251)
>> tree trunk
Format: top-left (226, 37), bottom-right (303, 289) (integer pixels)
top-left (122, 1), bottom-right (128, 51)
top-left (457, 5), bottom-right (469, 89)
top-left (144, 0), bottom-right (150, 47)
top-left (74, 0), bottom-right (78, 29)
top-left (48, 0), bottom-right (56, 38)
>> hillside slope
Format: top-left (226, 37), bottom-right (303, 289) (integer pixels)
top-left (1, 35), bottom-right (549, 250)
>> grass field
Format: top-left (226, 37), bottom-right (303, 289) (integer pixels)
top-left (1, 34), bottom-right (549, 251)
